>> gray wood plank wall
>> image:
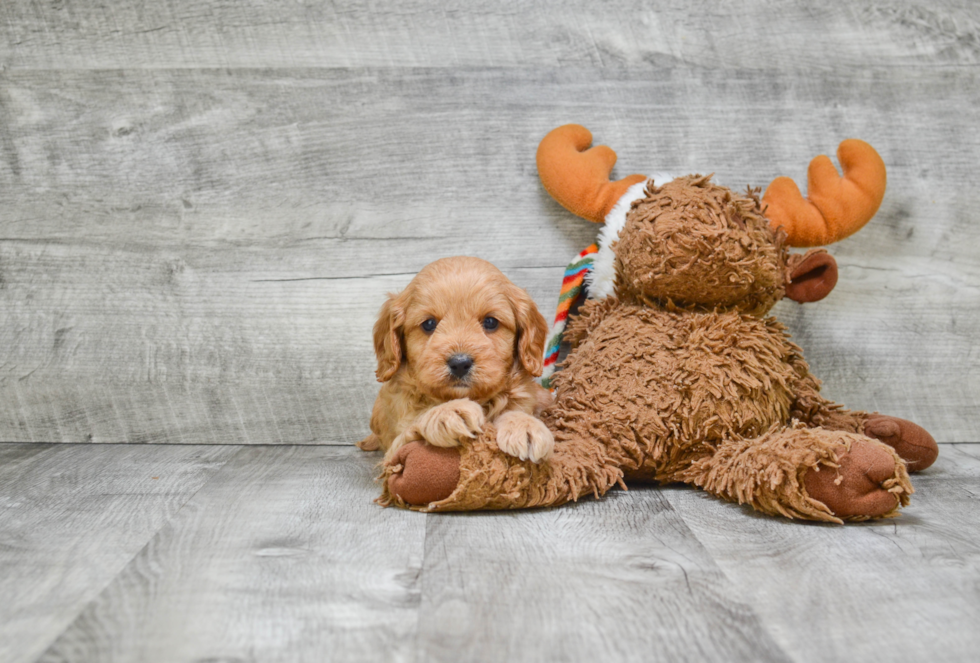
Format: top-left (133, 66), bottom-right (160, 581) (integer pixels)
top-left (0, 1), bottom-right (977, 445)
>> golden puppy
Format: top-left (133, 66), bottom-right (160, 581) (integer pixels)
top-left (358, 256), bottom-right (554, 463)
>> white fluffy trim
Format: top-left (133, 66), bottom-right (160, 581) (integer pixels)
top-left (586, 174), bottom-right (674, 300)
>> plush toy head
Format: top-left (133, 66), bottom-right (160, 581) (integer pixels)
top-left (615, 176), bottom-right (849, 316)
top-left (536, 125), bottom-right (887, 315)
top-left (615, 175), bottom-right (786, 315)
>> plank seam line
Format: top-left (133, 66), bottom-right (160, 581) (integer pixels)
top-left (28, 445), bottom-right (245, 662)
top-left (0, 441), bottom-right (360, 447)
top-left (2, 441), bottom-right (974, 447)
top-left (658, 491), bottom-right (802, 662)
top-left (250, 272), bottom-right (418, 282)
top-left (411, 510), bottom-right (430, 660)
top-left (248, 264), bottom-right (569, 282)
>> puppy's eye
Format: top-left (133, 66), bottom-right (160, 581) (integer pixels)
top-left (421, 318), bottom-right (438, 333)
top-left (482, 316), bottom-right (499, 332)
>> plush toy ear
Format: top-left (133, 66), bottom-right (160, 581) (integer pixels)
top-left (511, 285), bottom-right (548, 377)
top-left (373, 293), bottom-right (406, 382)
top-left (785, 250), bottom-right (839, 303)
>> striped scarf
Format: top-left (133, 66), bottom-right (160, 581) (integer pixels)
top-left (540, 244), bottom-right (598, 390)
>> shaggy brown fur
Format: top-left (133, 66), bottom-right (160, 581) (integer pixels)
top-left (380, 177), bottom-right (935, 523)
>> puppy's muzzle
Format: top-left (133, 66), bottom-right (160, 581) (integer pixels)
top-left (447, 353), bottom-right (474, 380)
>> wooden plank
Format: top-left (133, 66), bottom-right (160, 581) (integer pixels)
top-left (1, 1), bottom-right (978, 70)
top-left (663, 443), bottom-right (980, 663)
top-left (0, 382), bottom-right (372, 446)
top-left (772, 255), bottom-right (980, 442)
top-left (7, 444), bottom-right (977, 661)
top-left (35, 446), bottom-right (428, 663)
top-left (0, 443), bottom-right (237, 663)
top-left (0, 266), bottom-right (561, 444)
top-left (415, 489), bottom-right (791, 663)
top-left (1, 66), bottom-right (977, 443)
top-left (0, 253), bottom-right (974, 444)
top-left (0, 66), bottom-right (977, 261)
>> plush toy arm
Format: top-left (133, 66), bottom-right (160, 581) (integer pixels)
top-left (789, 357), bottom-right (938, 472)
top-left (789, 364), bottom-right (868, 434)
top-left (763, 139), bottom-right (886, 247)
top-left (379, 425), bottom-right (622, 511)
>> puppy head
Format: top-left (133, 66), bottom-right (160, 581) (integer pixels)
top-left (373, 256), bottom-right (547, 401)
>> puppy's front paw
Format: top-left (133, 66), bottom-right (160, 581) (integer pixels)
top-left (416, 399), bottom-right (486, 448)
top-left (495, 411), bottom-right (554, 463)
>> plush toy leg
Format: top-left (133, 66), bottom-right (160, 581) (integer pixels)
top-left (384, 442), bottom-right (461, 506)
top-left (679, 425), bottom-right (913, 523)
top-left (791, 374), bottom-right (868, 433)
top-left (792, 375), bottom-right (938, 471)
top-left (378, 424), bottom-right (622, 512)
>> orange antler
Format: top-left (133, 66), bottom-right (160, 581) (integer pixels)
top-left (536, 125), bottom-right (647, 224)
top-left (762, 140), bottom-right (887, 247)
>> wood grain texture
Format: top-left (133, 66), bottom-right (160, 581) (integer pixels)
top-left (1, 65), bottom-right (977, 443)
top-left (0, 4), bottom-right (976, 662)
top-left (0, 267), bottom-right (561, 444)
top-left (1, 1), bottom-right (978, 70)
top-left (0, 443), bottom-right (237, 663)
top-left (663, 444), bottom-right (980, 663)
top-left (36, 446), bottom-right (428, 663)
top-left (415, 489), bottom-right (792, 663)
top-left (2, 66), bottom-right (978, 258)
top-left (3, 443), bottom-right (978, 661)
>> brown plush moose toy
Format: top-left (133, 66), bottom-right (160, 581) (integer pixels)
top-left (379, 124), bottom-right (938, 523)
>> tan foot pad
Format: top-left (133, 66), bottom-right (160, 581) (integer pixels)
top-left (804, 440), bottom-right (906, 520)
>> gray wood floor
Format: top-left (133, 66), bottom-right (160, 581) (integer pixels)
top-left (1, 2), bottom-right (979, 661)
top-left (0, 442), bottom-right (976, 663)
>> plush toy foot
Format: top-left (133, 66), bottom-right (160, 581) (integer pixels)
top-left (386, 442), bottom-right (461, 506)
top-left (804, 439), bottom-right (906, 519)
top-left (864, 415), bottom-right (938, 472)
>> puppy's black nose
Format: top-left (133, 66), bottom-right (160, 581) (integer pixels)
top-left (447, 354), bottom-right (474, 379)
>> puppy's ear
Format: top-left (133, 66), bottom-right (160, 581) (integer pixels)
top-left (511, 286), bottom-right (548, 377)
top-left (373, 293), bottom-right (406, 382)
